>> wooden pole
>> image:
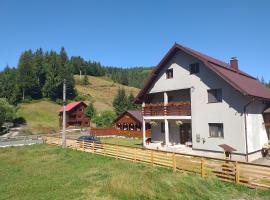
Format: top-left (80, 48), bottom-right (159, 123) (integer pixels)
top-left (235, 161), bottom-right (240, 184)
top-left (151, 150), bottom-right (154, 166)
top-left (133, 149), bottom-right (137, 162)
top-left (172, 153), bottom-right (176, 172)
top-left (201, 158), bottom-right (205, 178)
top-left (116, 145), bottom-right (119, 159)
top-left (92, 142), bottom-right (95, 154)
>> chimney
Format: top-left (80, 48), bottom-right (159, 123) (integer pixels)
top-left (230, 57), bottom-right (238, 70)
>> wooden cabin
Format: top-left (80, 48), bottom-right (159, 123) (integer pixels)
top-left (113, 110), bottom-right (150, 131)
top-left (59, 102), bottom-right (90, 128)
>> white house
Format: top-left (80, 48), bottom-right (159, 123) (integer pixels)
top-left (135, 43), bottom-right (270, 162)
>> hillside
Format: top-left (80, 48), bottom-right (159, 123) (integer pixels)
top-left (16, 76), bottom-right (141, 134)
top-left (17, 100), bottom-right (61, 134)
top-left (75, 75), bottom-right (140, 111)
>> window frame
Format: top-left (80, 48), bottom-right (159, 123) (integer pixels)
top-left (209, 123), bottom-right (224, 138)
top-left (166, 68), bottom-right (173, 79)
top-left (189, 63), bottom-right (200, 74)
top-left (207, 89), bottom-right (222, 103)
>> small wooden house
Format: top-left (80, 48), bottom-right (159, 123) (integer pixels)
top-left (113, 110), bottom-right (143, 131)
top-left (59, 102), bottom-right (90, 128)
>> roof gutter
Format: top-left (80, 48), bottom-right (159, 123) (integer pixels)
top-left (243, 97), bottom-right (255, 162)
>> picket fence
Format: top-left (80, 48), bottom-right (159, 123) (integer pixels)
top-left (44, 136), bottom-right (270, 189)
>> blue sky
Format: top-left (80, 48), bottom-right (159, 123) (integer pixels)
top-left (0, 0), bottom-right (270, 80)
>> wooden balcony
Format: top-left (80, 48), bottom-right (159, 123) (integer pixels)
top-left (143, 102), bottom-right (191, 116)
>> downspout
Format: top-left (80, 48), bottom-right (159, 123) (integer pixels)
top-left (243, 97), bottom-right (255, 162)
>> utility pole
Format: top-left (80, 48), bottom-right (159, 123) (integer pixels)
top-left (62, 79), bottom-right (66, 148)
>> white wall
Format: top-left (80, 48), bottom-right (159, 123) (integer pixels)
top-left (246, 101), bottom-right (268, 153)
top-left (147, 50), bottom-right (250, 154)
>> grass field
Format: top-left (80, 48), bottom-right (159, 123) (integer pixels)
top-left (75, 75), bottom-right (140, 111)
top-left (0, 145), bottom-right (270, 200)
top-left (17, 100), bottom-right (61, 134)
top-left (100, 137), bottom-right (142, 147)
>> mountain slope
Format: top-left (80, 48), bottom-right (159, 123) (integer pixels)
top-left (75, 75), bottom-right (140, 111)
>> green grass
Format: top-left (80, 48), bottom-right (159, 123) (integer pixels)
top-left (0, 145), bottom-right (270, 200)
top-left (100, 137), bottom-right (142, 147)
top-left (17, 100), bottom-right (61, 134)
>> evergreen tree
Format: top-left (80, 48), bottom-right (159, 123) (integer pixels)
top-left (82, 73), bottom-right (89, 85)
top-left (84, 102), bottom-right (95, 119)
top-left (17, 50), bottom-right (40, 100)
top-left (0, 66), bottom-right (20, 104)
top-left (126, 93), bottom-right (138, 110)
top-left (113, 88), bottom-right (127, 115)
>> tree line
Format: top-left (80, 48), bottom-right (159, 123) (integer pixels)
top-left (0, 47), bottom-right (151, 106)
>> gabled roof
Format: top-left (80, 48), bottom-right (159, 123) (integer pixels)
top-left (59, 102), bottom-right (86, 113)
top-left (135, 43), bottom-right (270, 103)
top-left (113, 110), bottom-right (143, 124)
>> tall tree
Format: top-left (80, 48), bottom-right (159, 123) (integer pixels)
top-left (113, 88), bottom-right (127, 115)
top-left (0, 66), bottom-right (20, 105)
top-left (17, 50), bottom-right (40, 100)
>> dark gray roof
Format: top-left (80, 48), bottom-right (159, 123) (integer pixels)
top-left (127, 110), bottom-right (142, 123)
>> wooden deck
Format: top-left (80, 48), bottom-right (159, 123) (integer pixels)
top-left (143, 102), bottom-right (191, 116)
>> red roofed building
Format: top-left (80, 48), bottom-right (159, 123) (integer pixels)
top-left (59, 102), bottom-right (90, 128)
top-left (136, 43), bottom-right (270, 162)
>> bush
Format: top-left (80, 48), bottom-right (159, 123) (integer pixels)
top-left (84, 102), bottom-right (95, 119)
top-left (55, 99), bottom-right (64, 105)
top-left (74, 95), bottom-right (86, 101)
top-left (21, 96), bottom-right (32, 103)
top-left (92, 110), bottom-right (116, 128)
top-left (0, 98), bottom-right (16, 127)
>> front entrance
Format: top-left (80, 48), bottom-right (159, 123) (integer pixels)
top-left (180, 123), bottom-right (191, 145)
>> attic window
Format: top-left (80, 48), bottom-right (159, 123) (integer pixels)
top-left (208, 89), bottom-right (222, 103)
top-left (190, 63), bottom-right (200, 74)
top-left (166, 69), bottom-right (173, 79)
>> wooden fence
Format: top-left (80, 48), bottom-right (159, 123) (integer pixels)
top-left (44, 136), bottom-right (270, 189)
top-left (90, 128), bottom-right (151, 138)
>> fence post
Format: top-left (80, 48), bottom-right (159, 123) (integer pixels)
top-left (103, 144), bottom-right (106, 156)
top-left (172, 153), bottom-right (176, 172)
top-left (92, 142), bottom-right (95, 154)
top-left (235, 161), bottom-right (240, 184)
top-left (133, 148), bottom-right (137, 162)
top-left (82, 140), bottom-right (85, 152)
top-left (116, 145), bottom-right (119, 159)
top-left (151, 150), bottom-right (154, 166)
top-left (201, 158), bottom-right (205, 178)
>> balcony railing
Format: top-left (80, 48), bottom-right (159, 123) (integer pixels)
top-left (143, 102), bottom-right (191, 116)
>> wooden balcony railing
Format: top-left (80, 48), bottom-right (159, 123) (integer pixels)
top-left (143, 102), bottom-right (191, 116)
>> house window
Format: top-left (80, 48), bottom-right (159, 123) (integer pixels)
top-left (208, 89), bottom-right (222, 103)
top-left (161, 122), bottom-right (165, 133)
top-left (209, 123), bottom-right (224, 138)
top-left (166, 69), bottom-right (173, 79)
top-left (190, 63), bottom-right (199, 74)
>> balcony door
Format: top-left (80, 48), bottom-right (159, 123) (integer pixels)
top-left (179, 123), bottom-right (191, 145)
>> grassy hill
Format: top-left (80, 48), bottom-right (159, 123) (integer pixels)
top-left (17, 100), bottom-right (61, 134)
top-left (75, 75), bottom-right (140, 111)
top-left (16, 76), bottom-right (140, 134)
